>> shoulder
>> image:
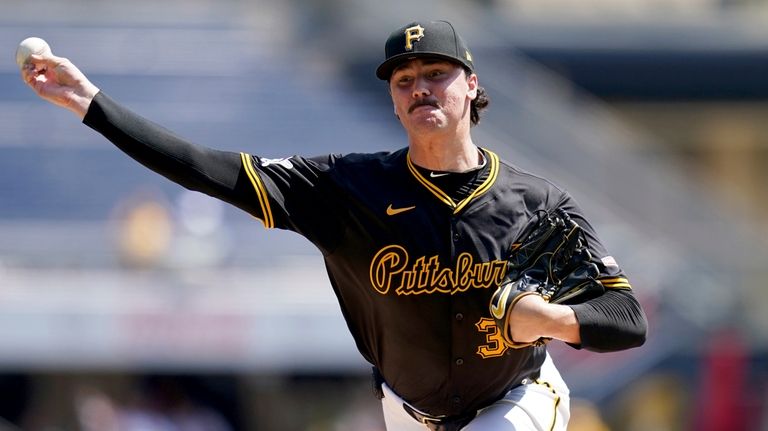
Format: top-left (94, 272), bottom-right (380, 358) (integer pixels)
top-left (332, 147), bottom-right (408, 167)
top-left (259, 148), bottom-right (405, 173)
top-left (489, 149), bottom-right (569, 207)
top-left (315, 147), bottom-right (408, 175)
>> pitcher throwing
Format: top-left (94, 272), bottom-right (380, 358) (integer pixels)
top-left (21, 20), bottom-right (647, 430)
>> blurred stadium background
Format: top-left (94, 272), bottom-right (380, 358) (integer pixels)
top-left (2, 0), bottom-right (768, 429)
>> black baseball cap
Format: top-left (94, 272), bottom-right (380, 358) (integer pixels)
top-left (376, 20), bottom-right (474, 80)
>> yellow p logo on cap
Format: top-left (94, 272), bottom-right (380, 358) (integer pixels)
top-left (404, 25), bottom-right (425, 51)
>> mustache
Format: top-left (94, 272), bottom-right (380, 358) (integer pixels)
top-left (408, 99), bottom-right (440, 113)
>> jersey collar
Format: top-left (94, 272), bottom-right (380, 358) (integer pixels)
top-left (406, 148), bottom-right (499, 214)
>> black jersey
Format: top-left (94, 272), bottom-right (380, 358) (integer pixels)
top-left (83, 92), bottom-right (646, 417)
top-left (239, 148), bottom-right (631, 415)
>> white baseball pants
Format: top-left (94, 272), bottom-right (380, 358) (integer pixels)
top-left (380, 353), bottom-right (570, 431)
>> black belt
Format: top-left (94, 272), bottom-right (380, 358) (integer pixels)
top-left (371, 366), bottom-right (536, 430)
top-left (402, 403), bottom-right (477, 431)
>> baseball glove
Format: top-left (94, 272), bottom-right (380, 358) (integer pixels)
top-left (489, 209), bottom-right (604, 348)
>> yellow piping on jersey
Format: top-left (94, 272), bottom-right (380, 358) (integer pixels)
top-left (406, 149), bottom-right (499, 214)
top-left (407, 156), bottom-right (454, 207)
top-left (599, 276), bottom-right (632, 290)
top-left (240, 152), bottom-right (274, 229)
top-left (454, 151), bottom-right (499, 213)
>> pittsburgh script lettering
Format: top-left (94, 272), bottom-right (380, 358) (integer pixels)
top-left (369, 245), bottom-right (507, 295)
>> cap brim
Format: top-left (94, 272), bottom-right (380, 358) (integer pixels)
top-left (376, 52), bottom-right (472, 80)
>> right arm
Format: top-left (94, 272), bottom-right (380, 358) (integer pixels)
top-left (21, 54), bottom-right (348, 243)
top-left (21, 54), bottom-right (264, 218)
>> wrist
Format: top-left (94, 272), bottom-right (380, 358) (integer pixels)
top-left (540, 302), bottom-right (580, 344)
top-left (70, 83), bottom-right (99, 119)
top-left (509, 295), bottom-right (580, 344)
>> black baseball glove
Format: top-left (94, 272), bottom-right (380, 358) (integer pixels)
top-left (489, 209), bottom-right (605, 348)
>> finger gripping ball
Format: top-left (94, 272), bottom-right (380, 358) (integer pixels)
top-left (16, 37), bottom-right (51, 69)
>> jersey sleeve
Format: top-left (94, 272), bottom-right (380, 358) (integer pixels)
top-left (554, 193), bottom-right (633, 292)
top-left (553, 192), bottom-right (648, 351)
top-left (239, 153), bottom-right (348, 252)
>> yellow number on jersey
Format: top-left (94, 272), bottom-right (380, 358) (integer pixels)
top-left (475, 317), bottom-right (508, 358)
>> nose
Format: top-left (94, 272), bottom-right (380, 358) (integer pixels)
top-left (411, 76), bottom-right (431, 99)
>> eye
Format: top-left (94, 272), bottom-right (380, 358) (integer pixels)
top-left (427, 69), bottom-right (445, 79)
top-left (396, 75), bottom-right (413, 86)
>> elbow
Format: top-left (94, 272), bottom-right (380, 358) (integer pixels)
top-left (625, 299), bottom-right (649, 348)
top-left (581, 310), bottom-right (649, 353)
top-left (614, 308), bottom-right (649, 350)
top-left (610, 305), bottom-right (648, 351)
top-left (571, 290), bottom-right (650, 352)
top-left (626, 316), bottom-right (648, 348)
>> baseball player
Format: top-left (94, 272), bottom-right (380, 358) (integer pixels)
top-left (21, 20), bottom-right (647, 430)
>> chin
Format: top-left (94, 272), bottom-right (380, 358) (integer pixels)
top-left (409, 121), bottom-right (447, 134)
top-left (410, 113), bottom-right (447, 129)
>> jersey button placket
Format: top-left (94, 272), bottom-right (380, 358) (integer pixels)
top-left (450, 218), bottom-right (461, 255)
top-left (449, 218), bottom-right (466, 414)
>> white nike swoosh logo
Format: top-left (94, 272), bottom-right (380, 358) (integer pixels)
top-left (429, 172), bottom-right (450, 178)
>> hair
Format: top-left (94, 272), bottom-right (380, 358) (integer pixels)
top-left (463, 66), bottom-right (489, 127)
top-left (470, 85), bottom-right (489, 127)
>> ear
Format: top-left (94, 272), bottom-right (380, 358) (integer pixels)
top-left (466, 73), bottom-right (478, 100)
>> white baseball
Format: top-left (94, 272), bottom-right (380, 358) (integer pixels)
top-left (15, 37), bottom-right (52, 69)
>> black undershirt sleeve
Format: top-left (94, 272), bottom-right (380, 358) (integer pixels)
top-left (82, 91), bottom-right (260, 216)
top-left (569, 289), bottom-right (647, 352)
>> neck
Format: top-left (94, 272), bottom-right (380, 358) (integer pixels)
top-left (408, 131), bottom-right (480, 172)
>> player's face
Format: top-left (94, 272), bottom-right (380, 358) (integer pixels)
top-left (389, 59), bottom-right (477, 135)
